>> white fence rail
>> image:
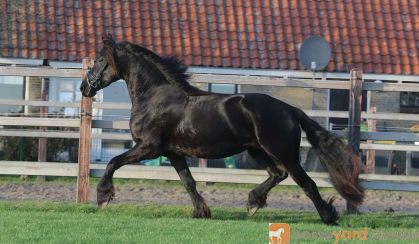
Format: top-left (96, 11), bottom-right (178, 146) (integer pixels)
top-left (1, 161), bottom-right (418, 192)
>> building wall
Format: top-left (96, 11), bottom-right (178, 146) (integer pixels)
top-left (240, 85), bottom-right (329, 126)
top-left (240, 85), bottom-right (312, 108)
top-left (369, 91), bottom-right (417, 131)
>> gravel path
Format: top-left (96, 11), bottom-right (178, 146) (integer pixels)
top-left (1, 180), bottom-right (418, 214)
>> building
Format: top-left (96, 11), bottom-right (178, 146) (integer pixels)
top-left (0, 1), bottom-right (418, 170)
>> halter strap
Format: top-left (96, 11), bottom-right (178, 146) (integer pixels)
top-left (86, 63), bottom-right (108, 88)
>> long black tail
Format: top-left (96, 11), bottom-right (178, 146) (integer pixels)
top-left (292, 107), bottom-right (364, 206)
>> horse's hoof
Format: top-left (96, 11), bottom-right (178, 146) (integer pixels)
top-left (320, 197), bottom-right (339, 225)
top-left (193, 201), bottom-right (211, 218)
top-left (98, 194), bottom-right (114, 208)
top-left (97, 187), bottom-right (115, 208)
top-left (97, 194), bottom-right (113, 208)
top-left (327, 221), bottom-right (339, 226)
top-left (100, 200), bottom-right (110, 209)
top-left (247, 205), bottom-right (259, 217)
top-left (193, 209), bottom-right (211, 218)
top-left (247, 191), bottom-right (267, 217)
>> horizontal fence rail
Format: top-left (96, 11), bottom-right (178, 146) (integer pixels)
top-left (0, 66), bottom-right (82, 78)
top-left (1, 128), bottom-right (417, 144)
top-left (0, 161), bottom-right (418, 192)
top-left (2, 64), bottom-right (419, 82)
top-left (191, 74), bottom-right (419, 92)
top-left (1, 66), bottom-right (419, 91)
top-left (0, 117), bottom-right (80, 127)
top-left (1, 131), bottom-right (418, 152)
top-left (188, 66), bottom-right (419, 83)
top-left (1, 99), bottom-right (418, 122)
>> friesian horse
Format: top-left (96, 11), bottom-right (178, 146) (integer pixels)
top-left (80, 34), bottom-right (364, 225)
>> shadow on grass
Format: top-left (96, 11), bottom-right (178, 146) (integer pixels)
top-left (211, 208), bottom-right (322, 224)
top-left (339, 212), bottom-right (419, 229)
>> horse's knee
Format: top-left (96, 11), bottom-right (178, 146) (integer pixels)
top-left (272, 171), bottom-right (288, 183)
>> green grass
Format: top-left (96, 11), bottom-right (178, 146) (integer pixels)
top-left (0, 201), bottom-right (418, 243)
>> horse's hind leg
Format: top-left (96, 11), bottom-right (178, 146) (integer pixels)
top-left (97, 143), bottom-right (159, 207)
top-left (251, 114), bottom-right (338, 224)
top-left (265, 145), bottom-right (338, 225)
top-left (246, 148), bottom-right (288, 216)
top-left (168, 155), bottom-right (211, 218)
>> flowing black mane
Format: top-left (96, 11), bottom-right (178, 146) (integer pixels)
top-left (122, 42), bottom-right (208, 95)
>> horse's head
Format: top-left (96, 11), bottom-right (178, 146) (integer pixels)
top-left (80, 34), bottom-right (121, 97)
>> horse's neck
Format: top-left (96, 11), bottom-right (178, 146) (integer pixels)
top-left (125, 78), bottom-right (184, 108)
top-left (124, 73), bottom-right (205, 108)
top-left (123, 53), bottom-right (207, 97)
top-left (125, 78), bottom-right (143, 108)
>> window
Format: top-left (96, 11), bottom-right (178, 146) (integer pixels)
top-left (49, 77), bottom-right (82, 116)
top-left (400, 92), bottom-right (419, 113)
top-left (103, 80), bottom-right (130, 120)
top-left (400, 92), bottom-right (419, 107)
top-left (208, 83), bottom-right (238, 94)
top-left (0, 76), bottom-right (24, 113)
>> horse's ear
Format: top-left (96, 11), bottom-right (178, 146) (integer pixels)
top-left (102, 33), bottom-right (115, 47)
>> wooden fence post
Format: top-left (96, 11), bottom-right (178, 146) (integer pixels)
top-left (347, 68), bottom-right (363, 214)
top-left (199, 158), bottom-right (208, 186)
top-left (37, 78), bottom-right (49, 181)
top-left (77, 58), bottom-right (93, 203)
top-left (406, 151), bottom-right (412, 176)
top-left (366, 107), bottom-right (376, 174)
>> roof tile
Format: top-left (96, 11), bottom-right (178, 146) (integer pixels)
top-left (0, 0), bottom-right (416, 75)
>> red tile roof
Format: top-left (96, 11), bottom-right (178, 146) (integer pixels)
top-left (0, 0), bottom-right (418, 75)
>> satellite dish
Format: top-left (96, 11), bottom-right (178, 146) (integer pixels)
top-left (298, 36), bottom-right (331, 71)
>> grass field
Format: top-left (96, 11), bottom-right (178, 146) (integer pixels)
top-left (0, 201), bottom-right (418, 243)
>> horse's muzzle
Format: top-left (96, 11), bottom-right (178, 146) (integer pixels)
top-left (80, 80), bottom-right (97, 97)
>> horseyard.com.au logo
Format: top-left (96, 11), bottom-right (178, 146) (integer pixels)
top-left (269, 223), bottom-right (290, 244)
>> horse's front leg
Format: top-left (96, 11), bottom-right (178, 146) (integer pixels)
top-left (97, 143), bottom-right (159, 207)
top-left (168, 155), bottom-right (211, 218)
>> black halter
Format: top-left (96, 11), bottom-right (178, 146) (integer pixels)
top-left (86, 62), bottom-right (108, 88)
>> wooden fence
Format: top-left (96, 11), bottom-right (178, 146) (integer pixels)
top-left (0, 61), bottom-right (419, 204)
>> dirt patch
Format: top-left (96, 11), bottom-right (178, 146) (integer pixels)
top-left (0, 180), bottom-right (418, 214)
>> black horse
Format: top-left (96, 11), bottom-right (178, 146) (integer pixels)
top-left (80, 34), bottom-right (364, 225)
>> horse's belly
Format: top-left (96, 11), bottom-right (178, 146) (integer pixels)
top-left (168, 130), bottom-right (249, 158)
top-left (170, 142), bottom-right (246, 159)
top-left (169, 103), bottom-right (255, 158)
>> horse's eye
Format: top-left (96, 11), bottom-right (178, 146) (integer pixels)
top-left (98, 57), bottom-right (104, 62)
